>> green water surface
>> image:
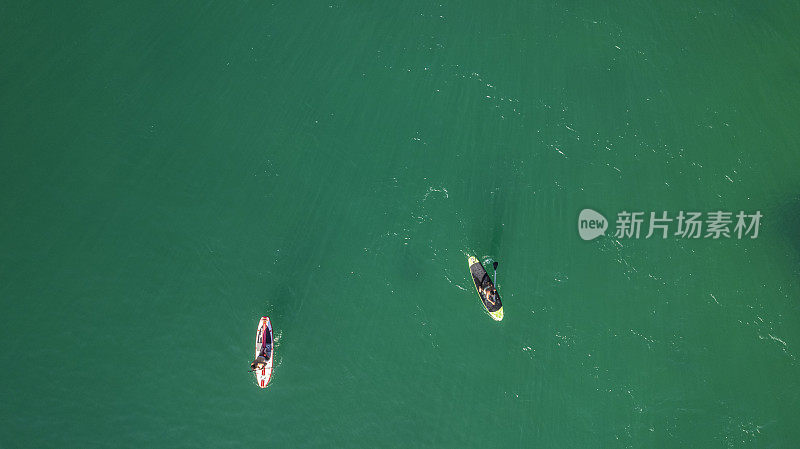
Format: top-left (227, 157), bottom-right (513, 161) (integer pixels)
top-left (2, 1), bottom-right (800, 447)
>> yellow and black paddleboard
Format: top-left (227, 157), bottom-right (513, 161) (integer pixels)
top-left (468, 256), bottom-right (503, 321)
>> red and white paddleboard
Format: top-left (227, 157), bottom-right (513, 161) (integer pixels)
top-left (254, 316), bottom-right (274, 388)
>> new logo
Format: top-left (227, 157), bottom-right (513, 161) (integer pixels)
top-left (578, 209), bottom-right (608, 241)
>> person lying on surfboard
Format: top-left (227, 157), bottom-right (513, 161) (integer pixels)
top-left (250, 332), bottom-right (273, 371)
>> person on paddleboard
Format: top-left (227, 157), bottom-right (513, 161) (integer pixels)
top-left (250, 331), bottom-right (273, 371)
top-left (479, 285), bottom-right (499, 308)
top-left (251, 346), bottom-right (271, 370)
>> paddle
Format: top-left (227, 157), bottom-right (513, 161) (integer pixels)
top-left (493, 261), bottom-right (498, 285)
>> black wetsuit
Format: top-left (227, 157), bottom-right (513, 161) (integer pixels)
top-left (253, 332), bottom-right (273, 368)
top-left (470, 260), bottom-right (502, 312)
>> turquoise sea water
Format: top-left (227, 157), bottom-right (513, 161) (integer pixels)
top-left (2, 1), bottom-right (800, 447)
